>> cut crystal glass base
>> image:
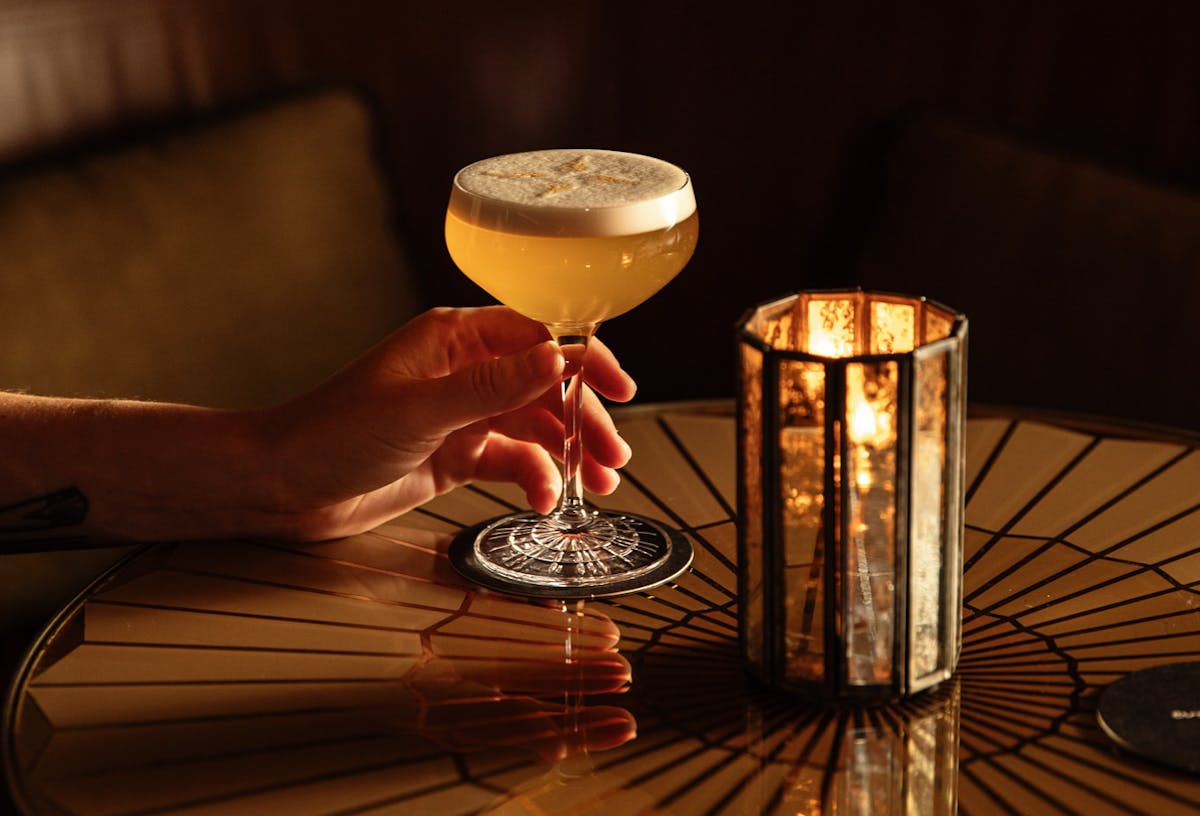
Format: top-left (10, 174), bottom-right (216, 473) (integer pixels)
top-left (449, 510), bottom-right (694, 599)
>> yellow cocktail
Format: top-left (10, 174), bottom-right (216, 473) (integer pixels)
top-left (445, 211), bottom-right (698, 327)
top-left (447, 149), bottom-right (697, 328)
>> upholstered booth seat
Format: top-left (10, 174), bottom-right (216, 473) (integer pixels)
top-left (1, 88), bottom-right (419, 407)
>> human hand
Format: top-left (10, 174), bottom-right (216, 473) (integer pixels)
top-left (264, 307), bottom-right (637, 540)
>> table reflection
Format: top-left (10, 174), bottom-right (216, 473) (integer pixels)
top-left (6, 406), bottom-right (1200, 815)
top-left (9, 532), bottom-right (637, 814)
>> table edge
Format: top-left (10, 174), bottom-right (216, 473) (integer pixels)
top-left (615, 398), bottom-right (1200, 446)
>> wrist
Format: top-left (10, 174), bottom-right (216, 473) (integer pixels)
top-left (241, 401), bottom-right (355, 541)
top-left (0, 393), bottom-right (315, 545)
top-left (84, 400), bottom-right (300, 542)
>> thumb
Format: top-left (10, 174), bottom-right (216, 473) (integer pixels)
top-left (410, 340), bottom-right (564, 434)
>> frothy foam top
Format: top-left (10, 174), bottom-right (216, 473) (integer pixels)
top-left (449, 149), bottom-right (695, 237)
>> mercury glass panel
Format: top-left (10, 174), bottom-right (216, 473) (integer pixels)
top-left (870, 300), bottom-right (916, 354)
top-left (740, 342), bottom-right (765, 666)
top-left (843, 360), bottom-right (899, 686)
top-left (753, 294), bottom-right (799, 351)
top-left (922, 303), bottom-right (955, 344)
top-left (778, 359), bottom-right (827, 681)
top-left (911, 349), bottom-right (950, 683)
top-left (806, 297), bottom-right (858, 357)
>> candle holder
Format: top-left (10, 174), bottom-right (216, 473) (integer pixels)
top-left (737, 289), bottom-right (967, 701)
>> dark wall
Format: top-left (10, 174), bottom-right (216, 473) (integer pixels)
top-left (278, 0), bottom-right (1200, 407)
top-left (4, 0), bottom-right (1198, 414)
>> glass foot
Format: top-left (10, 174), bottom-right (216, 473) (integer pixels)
top-left (449, 510), bottom-right (694, 599)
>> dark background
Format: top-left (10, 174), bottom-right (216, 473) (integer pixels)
top-left (3, 0), bottom-right (1197, 418)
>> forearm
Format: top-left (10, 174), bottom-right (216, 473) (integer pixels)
top-left (0, 393), bottom-right (291, 547)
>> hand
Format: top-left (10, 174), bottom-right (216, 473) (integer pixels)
top-left (265, 307), bottom-right (637, 539)
top-left (0, 306), bottom-right (634, 545)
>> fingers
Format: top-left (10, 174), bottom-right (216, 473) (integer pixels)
top-left (394, 309), bottom-right (634, 403)
top-left (488, 396), bottom-right (628, 496)
top-left (491, 393), bottom-right (630, 470)
top-left (405, 340), bottom-right (565, 438)
top-left (582, 337), bottom-right (637, 403)
top-left (388, 306), bottom-right (551, 379)
top-left (386, 307), bottom-right (634, 445)
top-left (469, 434), bottom-right (561, 514)
top-left (577, 384), bottom-right (632, 470)
top-left (528, 384), bottom-right (630, 469)
top-left (580, 455), bottom-right (622, 496)
top-left (488, 404), bottom-right (563, 457)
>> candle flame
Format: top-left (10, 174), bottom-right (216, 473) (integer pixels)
top-left (847, 400), bottom-right (894, 450)
top-left (849, 401), bottom-right (879, 443)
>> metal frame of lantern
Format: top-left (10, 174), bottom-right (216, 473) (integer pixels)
top-left (736, 289), bottom-right (967, 701)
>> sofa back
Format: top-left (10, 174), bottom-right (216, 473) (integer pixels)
top-left (0, 89), bottom-right (420, 407)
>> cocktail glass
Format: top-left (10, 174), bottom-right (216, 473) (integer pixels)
top-left (445, 149), bottom-right (697, 597)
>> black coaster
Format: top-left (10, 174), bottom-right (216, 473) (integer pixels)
top-left (1097, 661), bottom-right (1200, 775)
top-left (448, 513), bottom-right (694, 600)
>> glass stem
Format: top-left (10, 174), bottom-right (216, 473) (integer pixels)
top-left (550, 325), bottom-right (598, 528)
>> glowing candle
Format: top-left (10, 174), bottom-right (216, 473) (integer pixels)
top-left (737, 289), bottom-right (966, 701)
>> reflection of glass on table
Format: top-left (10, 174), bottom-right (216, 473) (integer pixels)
top-left (6, 533), bottom-right (634, 814)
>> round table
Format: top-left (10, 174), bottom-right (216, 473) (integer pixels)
top-left (4, 403), bottom-right (1199, 815)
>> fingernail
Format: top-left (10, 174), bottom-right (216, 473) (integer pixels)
top-left (621, 369), bottom-right (638, 398)
top-left (615, 430), bottom-right (632, 459)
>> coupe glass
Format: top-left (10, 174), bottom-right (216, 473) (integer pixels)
top-left (444, 149), bottom-right (698, 597)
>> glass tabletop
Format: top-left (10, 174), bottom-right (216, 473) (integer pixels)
top-left (4, 403), bottom-right (1199, 815)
